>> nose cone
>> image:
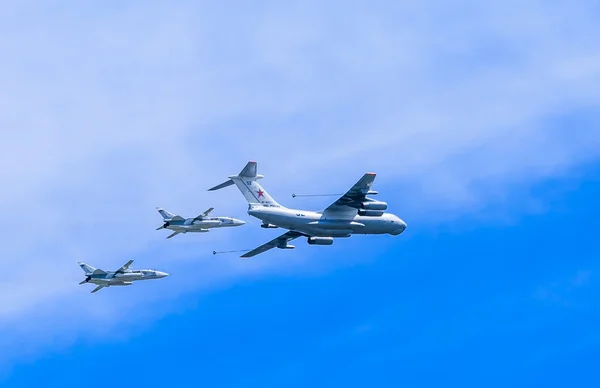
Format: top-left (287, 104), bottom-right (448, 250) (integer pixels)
top-left (391, 218), bottom-right (407, 235)
top-left (233, 218), bottom-right (246, 226)
top-left (156, 271), bottom-right (169, 278)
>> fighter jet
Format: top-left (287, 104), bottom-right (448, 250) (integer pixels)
top-left (78, 260), bottom-right (168, 293)
top-left (208, 161), bottom-right (407, 257)
top-left (156, 207), bottom-right (245, 238)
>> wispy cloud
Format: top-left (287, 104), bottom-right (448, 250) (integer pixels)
top-left (534, 269), bottom-right (593, 307)
top-left (0, 0), bottom-right (599, 369)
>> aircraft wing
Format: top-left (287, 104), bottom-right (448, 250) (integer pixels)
top-left (116, 259), bottom-right (134, 274)
top-left (241, 231), bottom-right (304, 258)
top-left (323, 173), bottom-right (377, 214)
top-left (194, 207), bottom-right (214, 220)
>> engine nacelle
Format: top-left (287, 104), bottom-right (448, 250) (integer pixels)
top-left (358, 209), bottom-right (384, 217)
top-left (261, 223), bottom-right (279, 229)
top-left (361, 200), bottom-right (388, 211)
top-left (307, 237), bottom-right (334, 245)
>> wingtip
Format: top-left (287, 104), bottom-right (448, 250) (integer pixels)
top-left (366, 172), bottom-right (376, 175)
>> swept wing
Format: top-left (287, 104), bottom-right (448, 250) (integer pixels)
top-left (241, 231), bottom-right (305, 258)
top-left (194, 207), bottom-right (214, 220)
top-left (116, 259), bottom-right (134, 274)
top-left (323, 173), bottom-right (377, 215)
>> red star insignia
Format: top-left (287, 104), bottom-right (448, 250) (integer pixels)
top-left (257, 190), bottom-right (264, 198)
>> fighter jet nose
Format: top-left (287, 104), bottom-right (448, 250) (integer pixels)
top-left (234, 219), bottom-right (246, 226)
top-left (156, 271), bottom-right (169, 278)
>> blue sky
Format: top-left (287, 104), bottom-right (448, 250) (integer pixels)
top-left (1, 1), bottom-right (599, 387)
top-left (4, 164), bottom-right (600, 387)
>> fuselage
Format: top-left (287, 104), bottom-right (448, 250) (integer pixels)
top-left (248, 206), bottom-right (407, 237)
top-left (88, 269), bottom-right (169, 286)
top-left (165, 216), bottom-right (245, 233)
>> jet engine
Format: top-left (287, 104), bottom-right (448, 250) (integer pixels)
top-left (307, 237), bottom-right (334, 245)
top-left (361, 200), bottom-right (388, 211)
top-left (358, 209), bottom-right (384, 217)
top-left (261, 223), bottom-right (279, 229)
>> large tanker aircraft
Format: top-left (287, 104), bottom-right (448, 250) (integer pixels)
top-left (209, 161), bottom-right (407, 257)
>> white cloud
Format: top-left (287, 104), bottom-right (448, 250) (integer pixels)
top-left (0, 0), bottom-right (599, 368)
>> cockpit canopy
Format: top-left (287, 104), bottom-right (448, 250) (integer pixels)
top-left (131, 270), bottom-right (156, 275)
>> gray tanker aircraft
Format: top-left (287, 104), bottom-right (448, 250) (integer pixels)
top-left (78, 260), bottom-right (168, 293)
top-left (208, 161), bottom-right (407, 257)
top-left (156, 207), bottom-right (245, 238)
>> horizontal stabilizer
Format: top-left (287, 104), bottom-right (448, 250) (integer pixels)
top-left (166, 231), bottom-right (181, 239)
top-left (208, 162), bottom-right (260, 191)
top-left (92, 269), bottom-right (107, 275)
top-left (209, 161), bottom-right (279, 208)
top-left (170, 216), bottom-right (185, 222)
top-left (91, 285), bottom-right (105, 293)
top-left (208, 179), bottom-right (234, 191)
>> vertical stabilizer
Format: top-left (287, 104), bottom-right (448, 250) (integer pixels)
top-left (78, 262), bottom-right (96, 274)
top-left (208, 161), bottom-right (282, 208)
top-left (157, 208), bottom-right (176, 220)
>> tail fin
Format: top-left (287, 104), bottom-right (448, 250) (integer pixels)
top-left (156, 207), bottom-right (176, 220)
top-left (78, 262), bottom-right (96, 274)
top-left (208, 161), bottom-right (282, 208)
